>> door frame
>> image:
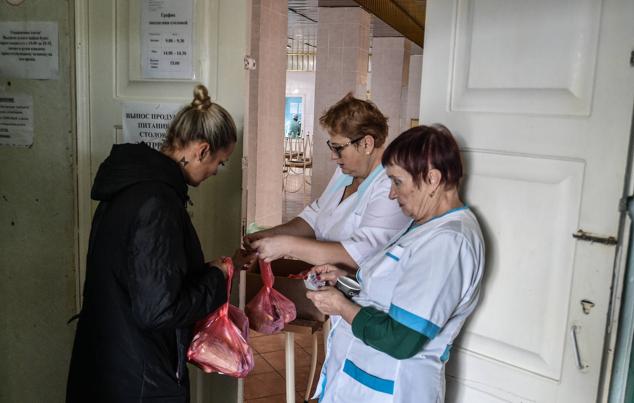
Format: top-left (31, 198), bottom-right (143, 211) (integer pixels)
top-left (604, 109), bottom-right (634, 403)
top-left (74, 0), bottom-right (91, 312)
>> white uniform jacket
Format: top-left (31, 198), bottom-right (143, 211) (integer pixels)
top-left (315, 207), bottom-right (485, 403)
top-left (298, 165), bottom-right (409, 265)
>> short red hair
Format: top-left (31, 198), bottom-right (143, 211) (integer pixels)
top-left (382, 124), bottom-right (463, 189)
top-left (319, 93), bottom-right (388, 147)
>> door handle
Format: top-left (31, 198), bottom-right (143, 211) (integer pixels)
top-left (570, 325), bottom-right (588, 370)
top-left (572, 229), bottom-right (618, 245)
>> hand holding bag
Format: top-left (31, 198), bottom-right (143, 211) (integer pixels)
top-left (187, 257), bottom-right (254, 377)
top-left (245, 259), bottom-right (297, 334)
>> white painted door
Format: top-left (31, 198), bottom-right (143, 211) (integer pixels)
top-left (76, 0), bottom-right (247, 402)
top-left (419, 0), bottom-right (634, 402)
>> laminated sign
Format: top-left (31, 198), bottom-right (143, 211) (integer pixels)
top-left (0, 93), bottom-right (33, 147)
top-left (122, 102), bottom-right (181, 149)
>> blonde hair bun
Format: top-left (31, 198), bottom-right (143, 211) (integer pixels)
top-left (192, 84), bottom-right (212, 110)
top-left (162, 84), bottom-right (236, 153)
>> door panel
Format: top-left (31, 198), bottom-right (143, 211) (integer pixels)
top-left (451, 0), bottom-right (601, 115)
top-left (460, 151), bottom-right (584, 380)
top-left (421, 0), bottom-right (634, 401)
top-left (90, 0), bottom-right (218, 178)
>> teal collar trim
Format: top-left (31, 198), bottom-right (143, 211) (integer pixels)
top-left (420, 204), bottom-right (469, 225)
top-left (327, 164), bottom-right (385, 204)
top-left (356, 164), bottom-right (384, 200)
top-left (387, 205), bottom-right (468, 249)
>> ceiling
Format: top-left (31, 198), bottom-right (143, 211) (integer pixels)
top-left (287, 0), bottom-right (424, 55)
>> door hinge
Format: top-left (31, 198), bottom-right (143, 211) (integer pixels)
top-left (572, 229), bottom-right (618, 245)
top-left (630, 50), bottom-right (634, 67)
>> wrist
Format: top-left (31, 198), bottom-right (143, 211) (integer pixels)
top-left (341, 299), bottom-right (361, 324)
top-left (278, 235), bottom-right (293, 257)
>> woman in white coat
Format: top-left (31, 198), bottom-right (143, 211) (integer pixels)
top-left (306, 124), bottom-right (486, 403)
top-left (244, 93), bottom-right (409, 269)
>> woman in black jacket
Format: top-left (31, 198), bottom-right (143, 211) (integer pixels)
top-left (67, 85), bottom-right (237, 403)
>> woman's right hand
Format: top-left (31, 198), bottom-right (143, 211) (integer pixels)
top-left (309, 264), bottom-right (348, 286)
top-left (232, 248), bottom-right (257, 270)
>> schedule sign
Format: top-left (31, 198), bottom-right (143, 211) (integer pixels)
top-left (141, 0), bottom-right (194, 79)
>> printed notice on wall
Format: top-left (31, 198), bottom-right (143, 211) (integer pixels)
top-left (141, 0), bottom-right (194, 79)
top-left (122, 102), bottom-right (181, 150)
top-left (0, 93), bottom-right (33, 147)
top-left (0, 21), bottom-right (59, 80)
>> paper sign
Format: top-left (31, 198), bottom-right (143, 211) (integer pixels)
top-left (141, 0), bottom-right (194, 79)
top-left (122, 102), bottom-right (182, 150)
top-left (0, 21), bottom-right (59, 79)
top-left (0, 93), bottom-right (33, 146)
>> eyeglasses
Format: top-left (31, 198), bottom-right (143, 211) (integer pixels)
top-left (326, 136), bottom-right (365, 158)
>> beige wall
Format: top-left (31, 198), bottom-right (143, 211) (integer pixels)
top-left (311, 7), bottom-right (371, 198)
top-left (245, 0), bottom-right (288, 227)
top-left (370, 37), bottom-right (411, 142)
top-left (0, 1), bottom-right (77, 402)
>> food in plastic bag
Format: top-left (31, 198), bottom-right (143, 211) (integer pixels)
top-left (187, 257), bottom-right (254, 377)
top-left (245, 259), bottom-right (297, 334)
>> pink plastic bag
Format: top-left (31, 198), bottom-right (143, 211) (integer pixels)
top-left (187, 257), bottom-right (254, 377)
top-left (245, 259), bottom-right (297, 334)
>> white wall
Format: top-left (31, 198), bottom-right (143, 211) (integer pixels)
top-left (285, 71), bottom-right (316, 137)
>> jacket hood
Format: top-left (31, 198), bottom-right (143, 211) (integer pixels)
top-left (91, 143), bottom-right (188, 202)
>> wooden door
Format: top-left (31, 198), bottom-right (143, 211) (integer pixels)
top-left (419, 0), bottom-right (634, 401)
top-left (76, 0), bottom-right (248, 401)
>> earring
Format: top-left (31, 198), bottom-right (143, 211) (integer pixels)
top-left (429, 190), bottom-right (435, 198)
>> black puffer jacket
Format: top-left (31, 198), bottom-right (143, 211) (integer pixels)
top-left (67, 143), bottom-right (227, 403)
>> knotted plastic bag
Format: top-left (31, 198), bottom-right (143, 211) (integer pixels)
top-left (245, 259), bottom-right (297, 334)
top-left (187, 257), bottom-right (254, 377)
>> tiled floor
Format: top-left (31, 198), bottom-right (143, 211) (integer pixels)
top-left (244, 329), bottom-right (324, 403)
top-left (282, 173), bottom-right (312, 223)
top-left (245, 178), bottom-right (321, 403)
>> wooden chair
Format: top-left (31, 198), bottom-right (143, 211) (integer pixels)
top-left (283, 134), bottom-right (312, 194)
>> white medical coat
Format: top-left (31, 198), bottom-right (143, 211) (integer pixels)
top-left (315, 207), bottom-right (485, 403)
top-left (298, 165), bottom-right (409, 265)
